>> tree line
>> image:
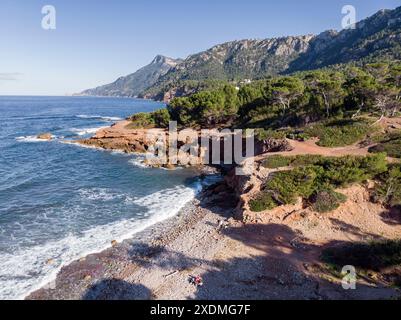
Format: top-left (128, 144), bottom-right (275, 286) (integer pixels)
top-left (131, 61), bottom-right (401, 130)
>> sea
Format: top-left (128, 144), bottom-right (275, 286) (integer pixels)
top-left (0, 96), bottom-right (211, 299)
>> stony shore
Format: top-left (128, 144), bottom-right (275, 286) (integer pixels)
top-left (27, 179), bottom-right (401, 300)
top-left (27, 120), bottom-right (401, 300)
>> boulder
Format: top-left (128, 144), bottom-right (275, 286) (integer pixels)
top-left (255, 138), bottom-right (293, 154)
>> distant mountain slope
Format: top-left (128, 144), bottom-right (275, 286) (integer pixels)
top-left (78, 6), bottom-right (401, 101)
top-left (138, 35), bottom-right (313, 100)
top-left (288, 7), bottom-right (401, 72)
top-left (78, 55), bottom-right (181, 97)
top-left (159, 35), bottom-right (314, 81)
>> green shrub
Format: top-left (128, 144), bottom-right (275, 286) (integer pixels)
top-left (291, 155), bottom-right (324, 166)
top-left (168, 85), bottom-right (239, 127)
top-left (305, 119), bottom-right (375, 147)
top-left (152, 108), bottom-right (171, 128)
top-left (286, 131), bottom-right (311, 141)
top-left (127, 108), bottom-right (171, 129)
top-left (249, 192), bottom-right (278, 212)
top-left (373, 164), bottom-right (401, 208)
top-left (369, 131), bottom-right (401, 158)
top-left (127, 112), bottom-right (156, 129)
top-left (317, 153), bottom-right (388, 187)
top-left (322, 240), bottom-right (401, 271)
top-left (256, 128), bottom-right (287, 140)
top-left (266, 166), bottom-right (322, 205)
top-left (251, 154), bottom-right (387, 212)
top-left (310, 189), bottom-right (347, 213)
top-left (262, 155), bottom-right (292, 168)
top-left (262, 155), bottom-right (325, 169)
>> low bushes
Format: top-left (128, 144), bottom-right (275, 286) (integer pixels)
top-left (249, 192), bottom-right (278, 212)
top-left (127, 109), bottom-right (171, 129)
top-left (262, 154), bottom-right (324, 169)
top-left (372, 164), bottom-right (401, 208)
top-left (262, 155), bottom-right (293, 168)
top-left (305, 119), bottom-right (375, 147)
top-left (322, 240), bottom-right (401, 271)
top-left (286, 131), bottom-right (311, 142)
top-left (266, 166), bottom-right (320, 205)
top-left (256, 128), bottom-right (287, 140)
top-left (310, 189), bottom-right (347, 213)
top-left (251, 153), bottom-right (388, 212)
top-left (369, 131), bottom-right (401, 159)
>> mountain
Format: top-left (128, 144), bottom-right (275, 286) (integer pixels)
top-left (287, 7), bottom-right (401, 72)
top-left (143, 6), bottom-right (401, 100)
top-left (78, 55), bottom-right (181, 97)
top-left (154, 35), bottom-right (314, 82)
top-left (138, 35), bottom-right (314, 100)
top-left (79, 6), bottom-right (401, 100)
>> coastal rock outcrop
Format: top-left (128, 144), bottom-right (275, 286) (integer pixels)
top-left (77, 121), bottom-right (166, 154)
top-left (255, 138), bottom-right (293, 154)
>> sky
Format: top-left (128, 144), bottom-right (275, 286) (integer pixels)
top-left (0, 0), bottom-right (400, 96)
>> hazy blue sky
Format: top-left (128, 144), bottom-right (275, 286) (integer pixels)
top-left (0, 0), bottom-right (399, 95)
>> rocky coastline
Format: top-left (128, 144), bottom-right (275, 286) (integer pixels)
top-left (26, 121), bottom-right (401, 300)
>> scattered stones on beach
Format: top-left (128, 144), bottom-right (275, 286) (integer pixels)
top-left (111, 240), bottom-right (118, 247)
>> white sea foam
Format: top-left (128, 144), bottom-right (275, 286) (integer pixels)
top-left (61, 140), bottom-right (103, 150)
top-left (15, 135), bottom-right (56, 142)
top-left (62, 141), bottom-right (132, 157)
top-left (78, 188), bottom-right (128, 202)
top-left (101, 116), bottom-right (122, 121)
top-left (128, 157), bottom-right (149, 168)
top-left (70, 126), bottom-right (108, 136)
top-left (76, 114), bottom-right (122, 122)
top-left (0, 183), bottom-right (201, 300)
top-left (128, 158), bottom-right (185, 171)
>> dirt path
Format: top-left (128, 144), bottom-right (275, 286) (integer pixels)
top-left (258, 138), bottom-right (370, 160)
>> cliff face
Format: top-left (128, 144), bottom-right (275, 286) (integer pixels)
top-left (78, 55), bottom-right (181, 98)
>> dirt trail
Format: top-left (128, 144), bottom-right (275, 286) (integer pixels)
top-left (258, 138), bottom-right (370, 160)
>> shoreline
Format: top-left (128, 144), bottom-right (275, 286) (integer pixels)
top-left (22, 194), bottom-right (204, 300)
top-left (27, 180), bottom-right (401, 300)
top-left (26, 120), bottom-right (401, 300)
top-left (26, 186), bottom-right (231, 300)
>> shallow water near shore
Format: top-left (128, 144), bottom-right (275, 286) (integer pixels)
top-left (0, 96), bottom-right (209, 299)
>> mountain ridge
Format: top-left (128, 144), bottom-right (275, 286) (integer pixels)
top-left (77, 6), bottom-right (401, 101)
top-left (78, 55), bottom-right (181, 98)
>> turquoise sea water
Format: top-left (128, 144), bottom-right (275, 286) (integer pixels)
top-left (0, 96), bottom-right (206, 299)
